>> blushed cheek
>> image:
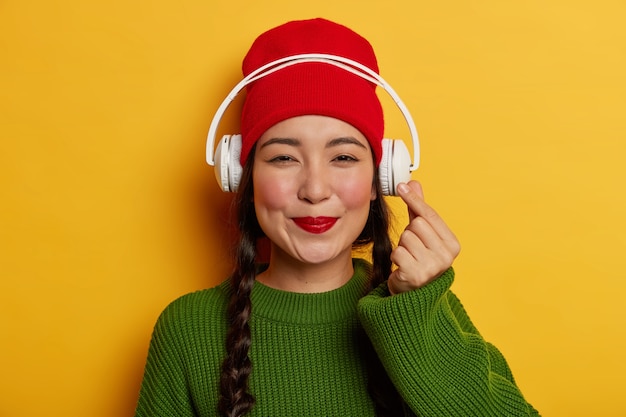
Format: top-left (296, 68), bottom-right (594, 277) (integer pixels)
top-left (253, 173), bottom-right (292, 212)
top-left (338, 176), bottom-right (376, 209)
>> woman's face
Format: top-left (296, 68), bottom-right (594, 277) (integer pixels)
top-left (253, 115), bottom-right (376, 267)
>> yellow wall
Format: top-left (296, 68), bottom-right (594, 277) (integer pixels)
top-left (1, 1), bottom-right (624, 415)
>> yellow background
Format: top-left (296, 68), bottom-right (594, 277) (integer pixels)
top-left (1, 0), bottom-right (624, 415)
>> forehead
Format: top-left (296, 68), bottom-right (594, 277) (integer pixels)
top-left (257, 115), bottom-right (370, 148)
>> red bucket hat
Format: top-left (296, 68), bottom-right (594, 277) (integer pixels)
top-left (239, 18), bottom-right (384, 165)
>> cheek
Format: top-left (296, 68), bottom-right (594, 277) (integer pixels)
top-left (252, 170), bottom-right (293, 212)
top-left (336, 173), bottom-right (376, 209)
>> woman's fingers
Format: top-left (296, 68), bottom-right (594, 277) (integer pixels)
top-left (389, 181), bottom-right (461, 294)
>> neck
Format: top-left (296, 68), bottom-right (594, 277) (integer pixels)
top-left (256, 247), bottom-right (355, 293)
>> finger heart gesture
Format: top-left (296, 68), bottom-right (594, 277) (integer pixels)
top-left (388, 181), bottom-right (461, 295)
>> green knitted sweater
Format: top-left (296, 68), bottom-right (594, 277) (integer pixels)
top-left (135, 259), bottom-right (539, 416)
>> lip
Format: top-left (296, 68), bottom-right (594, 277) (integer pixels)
top-left (292, 216), bottom-right (338, 234)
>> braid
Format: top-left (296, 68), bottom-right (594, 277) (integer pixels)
top-left (218, 150), bottom-right (261, 417)
top-left (356, 175), bottom-right (404, 416)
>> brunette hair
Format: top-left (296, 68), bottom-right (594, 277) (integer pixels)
top-left (218, 146), bottom-right (402, 416)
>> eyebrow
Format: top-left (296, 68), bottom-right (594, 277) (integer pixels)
top-left (259, 137), bottom-right (300, 149)
top-left (327, 137), bottom-right (368, 149)
top-left (259, 136), bottom-right (368, 149)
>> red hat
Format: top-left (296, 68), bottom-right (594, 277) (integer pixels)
top-left (239, 18), bottom-right (384, 165)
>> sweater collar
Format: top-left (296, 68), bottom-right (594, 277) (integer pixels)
top-left (248, 258), bottom-right (372, 325)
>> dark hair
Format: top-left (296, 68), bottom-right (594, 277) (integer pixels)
top-left (218, 145), bottom-right (401, 416)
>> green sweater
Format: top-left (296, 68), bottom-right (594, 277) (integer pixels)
top-left (135, 259), bottom-right (539, 416)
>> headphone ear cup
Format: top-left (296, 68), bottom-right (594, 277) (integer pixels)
top-left (227, 134), bottom-right (243, 192)
top-left (378, 139), bottom-right (394, 196)
top-left (390, 139), bottom-right (411, 195)
top-left (379, 139), bottom-right (412, 196)
top-left (214, 135), bottom-right (231, 192)
top-left (214, 135), bottom-right (243, 192)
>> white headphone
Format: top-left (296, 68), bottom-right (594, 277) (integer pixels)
top-left (206, 53), bottom-right (420, 196)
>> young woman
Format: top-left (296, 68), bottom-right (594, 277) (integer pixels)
top-left (134, 18), bottom-right (540, 417)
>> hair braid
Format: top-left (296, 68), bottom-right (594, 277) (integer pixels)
top-left (360, 180), bottom-right (404, 417)
top-left (218, 150), bottom-right (262, 417)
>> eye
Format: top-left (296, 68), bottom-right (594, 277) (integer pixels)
top-left (267, 155), bottom-right (297, 164)
top-left (333, 154), bottom-right (359, 163)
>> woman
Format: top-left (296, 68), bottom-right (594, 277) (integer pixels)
top-left (135, 18), bottom-right (540, 416)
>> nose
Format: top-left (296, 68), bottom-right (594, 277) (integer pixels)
top-left (297, 163), bottom-right (332, 204)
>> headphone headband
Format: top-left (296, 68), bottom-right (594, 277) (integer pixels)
top-left (206, 53), bottom-right (420, 172)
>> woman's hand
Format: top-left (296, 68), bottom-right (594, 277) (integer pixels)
top-left (388, 181), bottom-right (461, 295)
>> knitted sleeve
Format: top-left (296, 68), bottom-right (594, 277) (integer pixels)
top-left (134, 297), bottom-right (198, 417)
top-left (357, 268), bottom-right (540, 417)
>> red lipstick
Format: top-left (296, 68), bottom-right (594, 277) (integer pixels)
top-left (292, 217), bottom-right (337, 234)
